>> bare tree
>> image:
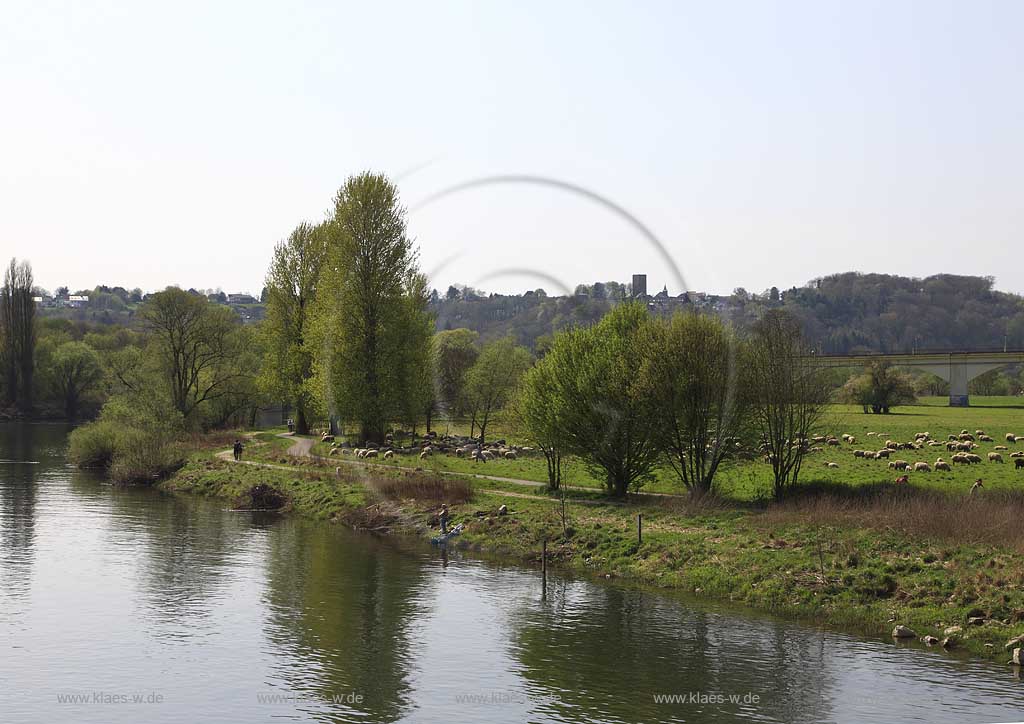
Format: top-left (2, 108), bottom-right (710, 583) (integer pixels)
top-left (747, 310), bottom-right (829, 499)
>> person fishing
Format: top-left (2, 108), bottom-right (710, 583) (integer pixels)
top-left (439, 504), bottom-right (450, 534)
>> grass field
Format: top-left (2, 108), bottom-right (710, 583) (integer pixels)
top-left (304, 401), bottom-right (1024, 500)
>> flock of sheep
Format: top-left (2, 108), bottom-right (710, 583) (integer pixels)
top-left (813, 429), bottom-right (1024, 474)
top-left (321, 431), bottom-right (528, 463)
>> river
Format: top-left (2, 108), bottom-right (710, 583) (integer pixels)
top-left (2, 422), bottom-right (1023, 723)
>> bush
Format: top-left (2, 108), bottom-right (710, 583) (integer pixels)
top-left (69, 417), bottom-right (183, 484)
top-left (109, 429), bottom-right (182, 484)
top-left (68, 420), bottom-right (120, 468)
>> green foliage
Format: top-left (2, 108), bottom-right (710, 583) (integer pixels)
top-left (260, 222), bottom-right (328, 434)
top-left (639, 311), bottom-right (748, 496)
top-left (747, 310), bottom-right (830, 499)
top-left (535, 302), bottom-right (660, 496)
top-left (431, 328), bottom-right (479, 419)
top-left (68, 419), bottom-right (120, 468)
top-left (69, 393), bottom-right (184, 483)
top-left (515, 359), bottom-right (563, 489)
top-left (141, 287), bottom-right (253, 425)
top-left (839, 361), bottom-right (916, 413)
top-left (1, 258), bottom-right (36, 410)
top-left (42, 341), bottom-right (103, 419)
top-left (464, 337), bottom-right (532, 443)
top-left (314, 173), bottom-right (432, 442)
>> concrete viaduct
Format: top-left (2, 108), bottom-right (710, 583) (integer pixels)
top-left (814, 351), bottom-right (1024, 407)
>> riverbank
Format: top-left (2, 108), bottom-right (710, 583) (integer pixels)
top-left (160, 433), bottom-right (1024, 665)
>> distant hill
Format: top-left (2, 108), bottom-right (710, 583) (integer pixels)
top-left (431, 273), bottom-right (1024, 354)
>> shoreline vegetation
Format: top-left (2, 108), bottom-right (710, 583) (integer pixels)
top-left (159, 415), bottom-right (1024, 667)
top-left (34, 173), bottom-right (1024, 671)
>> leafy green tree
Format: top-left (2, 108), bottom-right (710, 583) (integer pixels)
top-left (1, 259), bottom-right (36, 410)
top-left (260, 222), bottom-right (328, 434)
top-left (431, 328), bottom-right (479, 421)
top-left (141, 288), bottom-right (248, 424)
top-left (839, 361), bottom-right (916, 413)
top-left (314, 172), bottom-right (432, 443)
top-left (639, 312), bottom-right (748, 497)
top-left (464, 337), bottom-right (531, 444)
top-left (45, 341), bottom-right (103, 419)
top-left (536, 302), bottom-right (659, 497)
top-left (515, 360), bottom-right (563, 489)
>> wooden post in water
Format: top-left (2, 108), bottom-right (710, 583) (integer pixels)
top-left (637, 513), bottom-right (642, 545)
top-left (541, 539), bottom-right (547, 600)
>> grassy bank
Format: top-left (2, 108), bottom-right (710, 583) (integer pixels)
top-left (161, 425), bottom-right (1024, 665)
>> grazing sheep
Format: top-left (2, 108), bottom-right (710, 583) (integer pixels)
top-left (854, 450), bottom-right (866, 458)
top-left (383, 450), bottom-right (394, 459)
top-left (825, 462), bottom-right (839, 469)
top-left (959, 433), bottom-right (975, 442)
top-left (914, 462), bottom-right (932, 472)
top-left (1007, 433), bottom-right (1018, 442)
top-left (935, 460), bottom-right (952, 472)
top-left (876, 449), bottom-right (890, 459)
top-left (976, 429), bottom-right (985, 436)
top-left (979, 434), bottom-right (994, 442)
top-left (1015, 436), bottom-right (1024, 443)
top-left (952, 453), bottom-right (970, 465)
top-left (827, 438), bottom-right (840, 447)
top-left (889, 460), bottom-right (910, 471)
top-left (885, 440), bottom-right (898, 450)
top-left (995, 445), bottom-right (1008, 451)
top-left (341, 448), bottom-right (352, 455)
top-left (1016, 458), bottom-right (1024, 470)
top-left (364, 449), bottom-right (378, 458)
top-left (956, 442), bottom-right (973, 452)
top-left (965, 453), bottom-right (983, 464)
top-left (946, 441), bottom-right (958, 452)
top-left (989, 452), bottom-right (1004, 463)
top-left (1012, 451), bottom-right (1024, 458)
top-left (503, 450), bottom-right (517, 460)
top-left (866, 431), bottom-right (877, 437)
top-left (948, 434), bottom-right (958, 441)
top-left (419, 450), bottom-right (430, 460)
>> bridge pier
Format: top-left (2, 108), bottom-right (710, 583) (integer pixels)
top-left (919, 361), bottom-right (1003, 407)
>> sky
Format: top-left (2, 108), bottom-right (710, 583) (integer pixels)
top-left (2, 0), bottom-right (1022, 297)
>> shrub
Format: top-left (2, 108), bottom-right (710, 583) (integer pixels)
top-left (68, 420), bottom-right (120, 468)
top-left (108, 427), bottom-right (182, 485)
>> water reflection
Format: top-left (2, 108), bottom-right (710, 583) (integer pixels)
top-left (262, 519), bottom-right (426, 722)
top-left (0, 422), bottom-right (41, 601)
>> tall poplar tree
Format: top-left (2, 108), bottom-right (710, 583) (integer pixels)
top-left (315, 173), bottom-right (432, 443)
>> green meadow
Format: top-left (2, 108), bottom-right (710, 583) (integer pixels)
top-left (306, 400), bottom-right (1024, 500)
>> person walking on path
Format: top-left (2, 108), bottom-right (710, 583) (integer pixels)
top-left (233, 439), bottom-right (243, 461)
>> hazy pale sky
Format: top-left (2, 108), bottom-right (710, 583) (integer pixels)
top-left (2, 1), bottom-right (1022, 297)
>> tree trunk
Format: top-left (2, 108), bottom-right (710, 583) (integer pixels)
top-left (296, 404), bottom-right (310, 435)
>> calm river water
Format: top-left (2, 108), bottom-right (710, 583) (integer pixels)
top-left (2, 422), bottom-right (1024, 723)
